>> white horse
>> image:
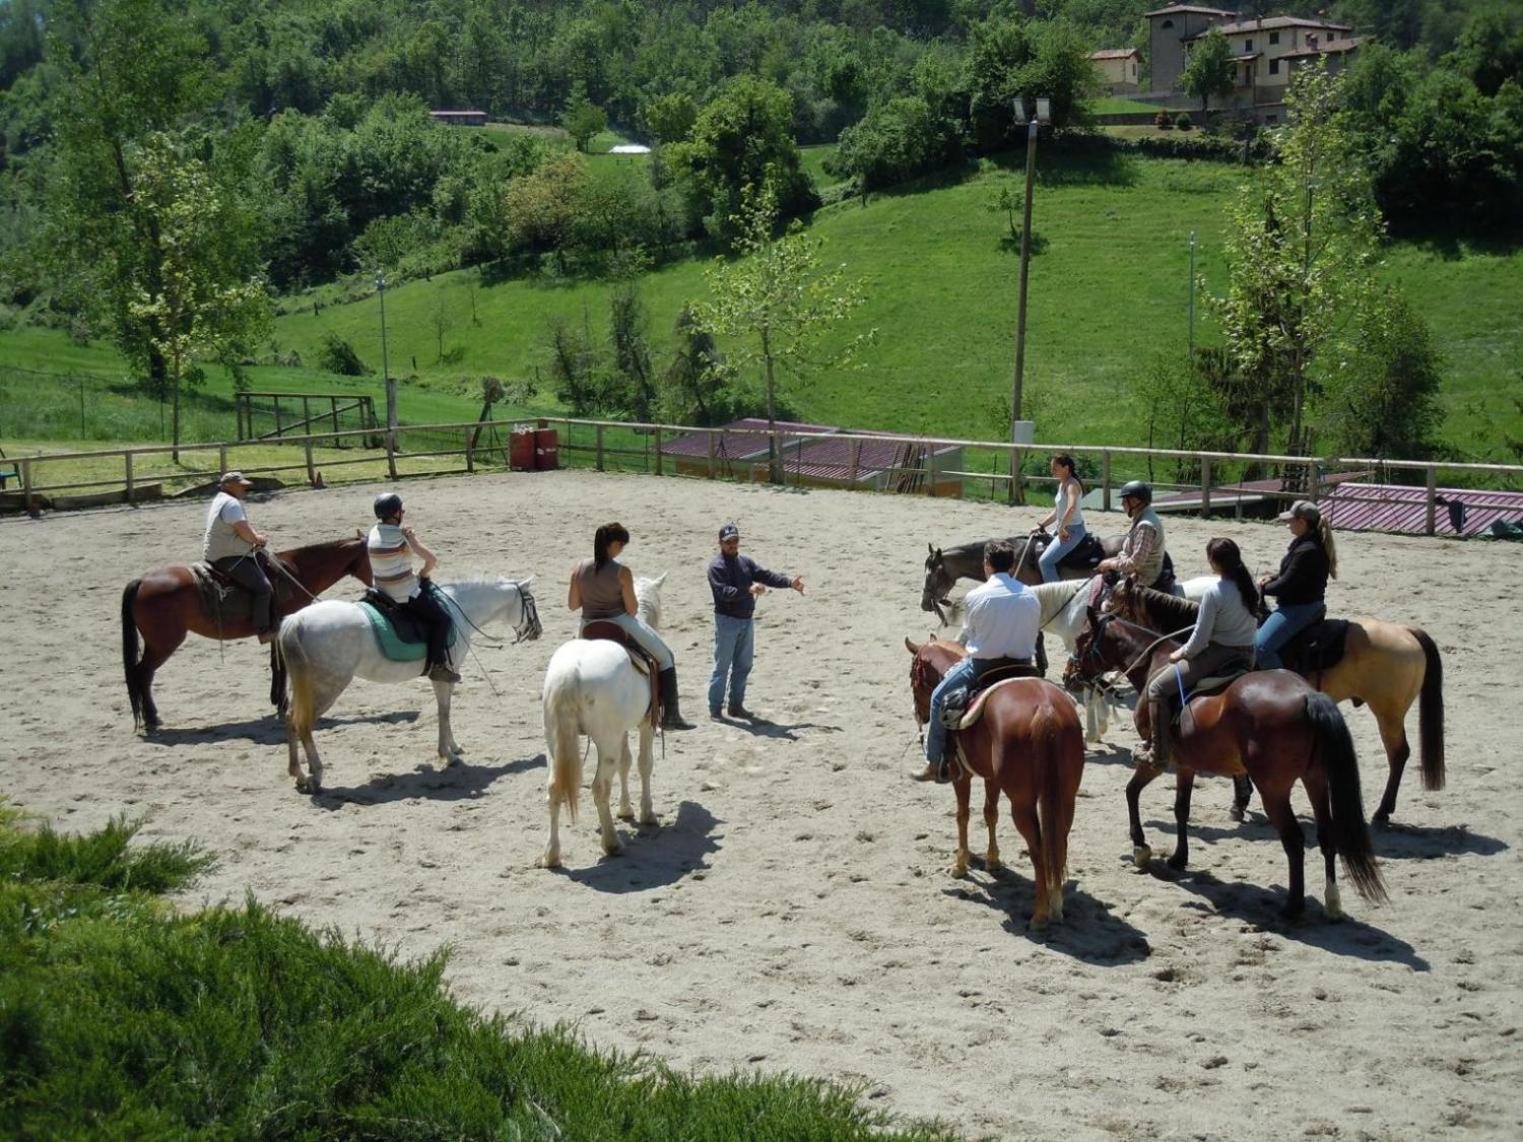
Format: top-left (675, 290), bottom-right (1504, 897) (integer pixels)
top-left (1028, 574), bottom-right (1214, 743)
top-left (540, 573), bottom-right (668, 868)
top-left (278, 577), bottom-right (542, 793)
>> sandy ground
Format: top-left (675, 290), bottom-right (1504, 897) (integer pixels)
top-left (5, 469), bottom-right (1522, 1140)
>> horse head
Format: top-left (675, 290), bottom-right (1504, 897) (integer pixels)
top-left (1065, 607), bottom-right (1118, 694)
top-left (634, 572), bottom-right (666, 630)
top-left (905, 635), bottom-right (960, 725)
top-left (921, 545), bottom-right (954, 624)
top-left (504, 575), bottom-right (543, 643)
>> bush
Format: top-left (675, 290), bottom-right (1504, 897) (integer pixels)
top-left (1155, 109), bottom-right (1173, 129)
top-left (317, 332), bottom-right (370, 376)
top-left (1175, 113), bottom-right (1194, 131)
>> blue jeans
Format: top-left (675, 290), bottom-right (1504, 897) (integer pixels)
top-left (709, 614), bottom-right (755, 714)
top-left (1254, 601), bottom-right (1326, 669)
top-left (925, 656), bottom-right (993, 763)
top-left (1037, 524), bottom-right (1087, 583)
top-left (583, 612), bottom-right (674, 670)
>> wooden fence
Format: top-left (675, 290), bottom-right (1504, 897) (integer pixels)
top-left (5, 416), bottom-right (1522, 538)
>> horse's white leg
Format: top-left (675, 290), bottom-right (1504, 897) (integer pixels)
top-left (636, 721), bottom-right (656, 826)
top-left (542, 791), bottom-right (563, 869)
top-left (294, 674), bottom-right (345, 794)
top-left (433, 679), bottom-right (463, 766)
top-left (616, 736), bottom-right (635, 821)
top-left (1084, 688), bottom-right (1103, 743)
top-left (592, 739), bottom-right (621, 856)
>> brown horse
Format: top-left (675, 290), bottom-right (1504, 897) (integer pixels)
top-left (1067, 611), bottom-right (1387, 920)
top-left (121, 536), bottom-right (373, 731)
top-left (1107, 577), bottom-right (1444, 824)
top-left (905, 637), bottom-right (1086, 928)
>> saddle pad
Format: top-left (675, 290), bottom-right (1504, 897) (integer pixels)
top-left (190, 559), bottom-right (292, 625)
top-left (1184, 669), bottom-right (1248, 703)
top-left (956, 674), bottom-right (1042, 730)
top-left (1284, 618), bottom-right (1350, 675)
top-left (357, 600), bottom-right (457, 662)
top-left (1058, 532), bottom-right (1105, 569)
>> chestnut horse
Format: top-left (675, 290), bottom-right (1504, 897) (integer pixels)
top-left (121, 536), bottom-right (372, 731)
top-left (1068, 611), bottom-right (1387, 919)
top-left (905, 638), bottom-right (1086, 928)
top-left (1106, 578), bottom-right (1444, 824)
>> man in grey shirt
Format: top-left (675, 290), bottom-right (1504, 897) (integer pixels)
top-left (203, 471), bottom-right (275, 639)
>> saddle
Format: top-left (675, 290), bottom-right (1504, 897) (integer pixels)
top-left (190, 555), bottom-right (294, 626)
top-left (1057, 532), bottom-right (1106, 571)
top-left (939, 659), bottom-right (1041, 731)
top-left (357, 587), bottom-right (457, 668)
top-left (581, 621), bottom-right (661, 725)
top-left (1276, 617), bottom-right (1350, 677)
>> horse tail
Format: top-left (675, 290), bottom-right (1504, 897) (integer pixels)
top-left (544, 670), bottom-right (583, 823)
top-left (1307, 691), bottom-right (1388, 905)
top-left (280, 619), bottom-right (317, 742)
top-left (1409, 626), bottom-right (1445, 792)
top-left (269, 636), bottom-right (288, 718)
top-left (1034, 700), bottom-right (1073, 904)
top-left (122, 579), bottom-right (144, 728)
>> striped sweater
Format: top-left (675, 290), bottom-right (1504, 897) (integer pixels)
top-left (367, 523), bottom-right (418, 602)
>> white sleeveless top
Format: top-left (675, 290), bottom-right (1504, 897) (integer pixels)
top-left (1056, 479), bottom-right (1085, 529)
top-left (368, 523), bottom-right (418, 602)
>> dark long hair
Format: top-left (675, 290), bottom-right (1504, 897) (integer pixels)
top-left (1052, 453), bottom-right (1083, 493)
top-left (1206, 537), bottom-right (1258, 613)
top-left (593, 522), bottom-right (630, 569)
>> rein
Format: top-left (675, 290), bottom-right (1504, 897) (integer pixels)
top-left (1122, 626), bottom-right (1197, 677)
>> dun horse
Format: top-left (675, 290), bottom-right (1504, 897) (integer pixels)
top-left (1069, 611), bottom-right (1387, 919)
top-left (121, 536), bottom-right (373, 731)
top-left (906, 637), bottom-right (1086, 928)
top-left (1107, 578), bottom-right (1444, 824)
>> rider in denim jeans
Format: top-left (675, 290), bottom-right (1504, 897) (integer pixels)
top-left (706, 523), bottom-right (803, 720)
top-left (1033, 453), bottom-right (1087, 583)
top-left (1256, 500), bottom-right (1338, 669)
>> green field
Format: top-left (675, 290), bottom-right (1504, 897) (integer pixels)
top-left (3, 151), bottom-right (1520, 463)
top-left (1093, 96), bottom-right (1165, 114)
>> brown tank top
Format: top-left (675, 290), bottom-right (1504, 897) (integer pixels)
top-left (578, 558), bottom-right (626, 620)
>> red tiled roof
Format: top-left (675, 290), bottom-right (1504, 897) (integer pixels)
top-left (1190, 15), bottom-right (1351, 36)
top-left (779, 432), bottom-right (960, 482)
top-left (1090, 48), bottom-right (1141, 60)
top-left (1322, 483), bottom-right (1523, 538)
top-left (1281, 37), bottom-right (1363, 59)
top-left (658, 418), bottom-right (837, 460)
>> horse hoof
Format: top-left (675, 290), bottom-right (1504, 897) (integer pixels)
top-left (617, 808), bottom-right (635, 822)
top-left (538, 851), bottom-right (562, 869)
top-left (602, 839), bottom-right (623, 858)
top-left (295, 776), bottom-right (317, 795)
top-left (985, 855), bottom-right (1003, 872)
top-left (1372, 810), bottom-right (1392, 828)
top-left (1132, 846), bottom-right (1152, 868)
top-left (638, 812), bottom-right (658, 827)
top-left (1029, 913), bottom-right (1050, 932)
top-left (1167, 853), bottom-right (1188, 871)
top-left (1324, 885), bottom-right (1344, 921)
top-left (951, 862), bottom-right (969, 879)
top-left (1229, 804), bottom-right (1246, 823)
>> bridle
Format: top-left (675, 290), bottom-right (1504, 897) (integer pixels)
top-left (1075, 612), bottom-right (1196, 688)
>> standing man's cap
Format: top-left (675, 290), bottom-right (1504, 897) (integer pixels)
top-left (718, 522), bottom-right (740, 541)
top-left (219, 471), bottom-right (253, 487)
top-left (1277, 500), bottom-right (1321, 525)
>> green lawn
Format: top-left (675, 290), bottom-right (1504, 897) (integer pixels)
top-left (800, 142), bottom-right (843, 189)
top-left (4, 151), bottom-right (1520, 463)
top-left (1094, 96), bottom-right (1165, 114)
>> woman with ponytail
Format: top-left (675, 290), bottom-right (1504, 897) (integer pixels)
top-left (1255, 500), bottom-right (1335, 670)
top-left (567, 522), bottom-right (694, 730)
top-left (1135, 538), bottom-right (1259, 770)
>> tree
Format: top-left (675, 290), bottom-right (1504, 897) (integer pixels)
top-left (125, 133), bottom-right (271, 460)
top-left (692, 187), bottom-right (873, 483)
top-left (660, 307), bottom-right (735, 426)
top-left (641, 92), bottom-right (697, 143)
top-left (609, 286), bottom-right (656, 421)
top-left (1182, 28), bottom-right (1236, 117)
top-left (561, 85), bottom-right (607, 152)
top-left (1210, 67), bottom-right (1384, 466)
top-left (830, 95), bottom-right (963, 192)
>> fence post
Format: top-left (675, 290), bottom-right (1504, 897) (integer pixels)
top-left (655, 427), bottom-right (663, 476)
top-left (596, 424), bottom-right (605, 472)
top-left (21, 458), bottom-right (32, 510)
top-left (331, 397), bottom-right (341, 447)
top-left (1200, 456), bottom-right (1212, 519)
top-left (1102, 451), bottom-right (1112, 512)
top-left (387, 430), bottom-right (398, 481)
top-left (465, 427), bottom-right (475, 474)
top-left (125, 452), bottom-right (135, 504)
top-left (1425, 466), bottom-right (1438, 536)
top-left (707, 430), bottom-right (716, 479)
top-left (304, 436), bottom-right (316, 485)
top-left (273, 396), bottom-right (282, 437)
top-left (926, 442), bottom-right (937, 496)
top-left (219, 445), bottom-right (228, 480)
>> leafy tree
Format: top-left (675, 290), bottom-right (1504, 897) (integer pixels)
top-left (1182, 28), bottom-right (1236, 117)
top-left (964, 16), bottom-right (1033, 150)
top-left (641, 92), bottom-right (698, 143)
top-left (561, 85), bottom-right (608, 153)
top-left (692, 187), bottom-right (873, 483)
top-left (830, 95), bottom-right (962, 191)
top-left (1015, 21), bottom-right (1100, 130)
top-left (609, 286), bottom-right (657, 421)
top-left (660, 306), bottom-right (736, 425)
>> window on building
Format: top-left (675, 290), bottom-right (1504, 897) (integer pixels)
top-left (1270, 31), bottom-right (1280, 45)
top-left (1269, 58), bottom-right (1280, 74)
top-left (1161, 19), bottom-right (1174, 29)
top-left (1245, 38), bottom-right (1254, 51)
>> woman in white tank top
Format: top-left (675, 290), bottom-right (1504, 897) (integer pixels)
top-left (1034, 453), bottom-right (1087, 583)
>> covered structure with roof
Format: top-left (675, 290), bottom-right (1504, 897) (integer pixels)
top-left (1090, 48), bottom-right (1143, 92)
top-left (657, 418), bottom-right (965, 496)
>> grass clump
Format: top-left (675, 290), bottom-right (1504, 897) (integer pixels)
top-left (0, 806), bottom-right (951, 1140)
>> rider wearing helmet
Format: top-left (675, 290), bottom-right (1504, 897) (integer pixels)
top-left (367, 493), bottom-right (459, 683)
top-left (1097, 480), bottom-right (1168, 589)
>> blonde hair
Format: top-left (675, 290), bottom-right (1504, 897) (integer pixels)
top-left (1316, 517), bottom-right (1338, 579)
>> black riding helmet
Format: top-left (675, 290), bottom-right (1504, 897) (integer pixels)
top-left (373, 492), bottom-right (404, 521)
top-left (1118, 480), bottom-right (1152, 506)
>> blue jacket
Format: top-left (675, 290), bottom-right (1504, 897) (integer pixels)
top-left (708, 552), bottom-right (791, 619)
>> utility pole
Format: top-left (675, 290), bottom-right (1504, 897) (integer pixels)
top-left (377, 272), bottom-right (397, 480)
top-left (1009, 100), bottom-right (1044, 506)
top-left (1187, 230), bottom-right (1197, 360)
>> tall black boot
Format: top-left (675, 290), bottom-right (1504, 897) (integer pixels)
top-left (658, 667), bottom-right (695, 730)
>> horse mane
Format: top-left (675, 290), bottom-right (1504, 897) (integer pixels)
top-left (1132, 582), bottom-right (1198, 629)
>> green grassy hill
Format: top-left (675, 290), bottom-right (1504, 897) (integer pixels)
top-left (4, 151), bottom-right (1520, 462)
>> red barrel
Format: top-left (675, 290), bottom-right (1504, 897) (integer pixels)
top-left (509, 428), bottom-right (536, 471)
top-left (534, 428), bottom-right (559, 470)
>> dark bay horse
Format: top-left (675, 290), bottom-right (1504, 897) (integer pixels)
top-left (922, 534), bottom-right (1125, 623)
top-left (1107, 578), bottom-right (1444, 824)
top-left (1067, 611), bottom-right (1387, 920)
top-left (906, 638), bottom-right (1086, 928)
top-left (121, 536), bottom-right (373, 731)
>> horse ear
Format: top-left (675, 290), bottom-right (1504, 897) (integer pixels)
top-left (356, 529), bottom-right (364, 540)
top-left (653, 571), bottom-right (667, 588)
top-left (927, 543), bottom-right (935, 555)
top-left (905, 636), bottom-right (922, 655)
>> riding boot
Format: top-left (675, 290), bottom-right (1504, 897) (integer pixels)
top-left (1149, 695), bottom-right (1172, 770)
top-left (658, 668), bottom-right (696, 730)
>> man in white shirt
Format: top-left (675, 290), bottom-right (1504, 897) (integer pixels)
top-left (912, 541), bottom-right (1041, 782)
top-left (203, 471), bottom-right (275, 639)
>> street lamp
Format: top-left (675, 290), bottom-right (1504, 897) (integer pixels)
top-left (1008, 95), bottom-right (1050, 505)
top-left (376, 271), bottom-right (398, 479)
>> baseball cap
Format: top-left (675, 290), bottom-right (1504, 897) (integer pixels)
top-left (718, 522), bottom-right (740, 541)
top-left (1277, 500), bottom-right (1321, 525)
top-left (220, 471), bottom-right (253, 487)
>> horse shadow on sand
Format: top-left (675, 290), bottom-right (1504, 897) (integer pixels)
top-left (941, 863), bottom-right (1153, 966)
top-left (552, 800), bottom-right (722, 894)
top-left (1189, 808), bottom-right (1509, 862)
top-left (717, 714), bottom-right (843, 742)
top-left (311, 752), bottom-right (541, 809)
top-left (149, 710), bottom-right (420, 748)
